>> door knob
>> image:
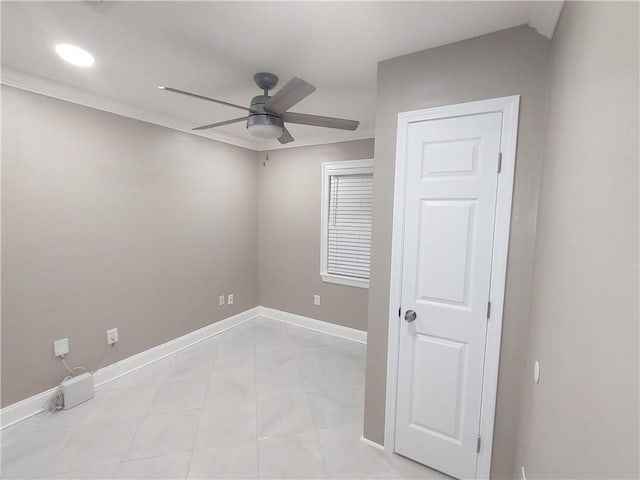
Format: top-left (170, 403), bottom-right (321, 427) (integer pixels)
top-left (404, 310), bottom-right (417, 323)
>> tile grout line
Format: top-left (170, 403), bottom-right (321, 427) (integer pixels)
top-left (185, 338), bottom-right (221, 480)
top-left (40, 384), bottom-right (153, 478)
top-left (108, 344), bottom-right (218, 473)
top-left (116, 363), bottom-right (176, 473)
top-left (254, 319), bottom-right (260, 480)
top-left (306, 332), bottom-right (333, 478)
top-left (309, 335), bottom-right (331, 478)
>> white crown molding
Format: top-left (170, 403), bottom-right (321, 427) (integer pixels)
top-left (529, 1), bottom-right (564, 39)
top-left (0, 66), bottom-right (261, 151)
top-left (1, 66), bottom-right (374, 152)
top-left (262, 127), bottom-right (375, 152)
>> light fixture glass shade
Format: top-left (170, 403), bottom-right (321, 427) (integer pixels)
top-left (247, 123), bottom-right (284, 139)
top-left (55, 44), bottom-right (95, 67)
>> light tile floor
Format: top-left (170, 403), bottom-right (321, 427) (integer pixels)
top-left (1, 317), bottom-right (447, 479)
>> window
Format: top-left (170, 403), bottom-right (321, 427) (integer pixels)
top-left (320, 160), bottom-right (373, 289)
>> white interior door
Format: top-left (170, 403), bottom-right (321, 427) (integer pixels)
top-left (394, 111), bottom-right (503, 479)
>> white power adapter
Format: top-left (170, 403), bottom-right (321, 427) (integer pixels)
top-left (61, 372), bottom-right (94, 409)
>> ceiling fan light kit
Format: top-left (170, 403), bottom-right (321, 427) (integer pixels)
top-left (159, 72), bottom-right (359, 144)
top-left (247, 121), bottom-right (284, 139)
top-left (246, 90), bottom-right (284, 139)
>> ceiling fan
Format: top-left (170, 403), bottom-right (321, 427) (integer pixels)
top-left (159, 72), bottom-right (359, 144)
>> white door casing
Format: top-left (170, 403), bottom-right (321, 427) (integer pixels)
top-left (385, 96), bottom-right (520, 480)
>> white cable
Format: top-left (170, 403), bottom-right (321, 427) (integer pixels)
top-left (59, 344), bottom-right (113, 377)
top-left (61, 357), bottom-right (86, 376)
top-left (47, 345), bottom-right (114, 415)
top-left (43, 374), bottom-right (72, 414)
top-left (91, 346), bottom-right (112, 373)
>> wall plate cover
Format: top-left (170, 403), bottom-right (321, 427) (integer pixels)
top-left (107, 328), bottom-right (119, 345)
top-left (54, 338), bottom-right (69, 357)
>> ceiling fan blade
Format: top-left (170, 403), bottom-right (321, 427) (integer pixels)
top-left (192, 117), bottom-right (248, 131)
top-left (265, 77), bottom-right (316, 114)
top-left (277, 127), bottom-right (295, 144)
top-left (283, 112), bottom-right (359, 131)
top-left (159, 86), bottom-right (250, 112)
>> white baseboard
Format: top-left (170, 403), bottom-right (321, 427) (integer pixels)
top-left (361, 435), bottom-right (385, 451)
top-left (0, 307), bottom-right (258, 430)
top-left (1, 305), bottom-right (366, 430)
top-left (91, 307), bottom-right (258, 387)
top-left (256, 306), bottom-right (367, 344)
top-left (0, 386), bottom-right (60, 432)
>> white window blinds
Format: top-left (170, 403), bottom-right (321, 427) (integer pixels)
top-left (327, 173), bottom-right (373, 280)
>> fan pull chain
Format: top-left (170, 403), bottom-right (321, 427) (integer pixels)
top-left (263, 140), bottom-right (269, 167)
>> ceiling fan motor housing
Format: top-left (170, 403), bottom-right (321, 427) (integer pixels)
top-left (246, 94), bottom-right (284, 131)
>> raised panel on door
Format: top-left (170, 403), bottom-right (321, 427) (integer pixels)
top-left (415, 199), bottom-right (475, 307)
top-left (408, 334), bottom-right (468, 442)
top-left (395, 112), bottom-right (503, 479)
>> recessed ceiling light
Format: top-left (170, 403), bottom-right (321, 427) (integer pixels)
top-left (55, 44), bottom-right (94, 67)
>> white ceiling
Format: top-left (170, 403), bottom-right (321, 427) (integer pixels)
top-left (1, 1), bottom-right (559, 151)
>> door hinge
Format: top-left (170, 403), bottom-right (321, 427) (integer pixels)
top-left (487, 301), bottom-right (492, 320)
top-left (398, 307), bottom-right (401, 318)
top-left (477, 435), bottom-right (482, 453)
top-left (497, 152), bottom-right (503, 173)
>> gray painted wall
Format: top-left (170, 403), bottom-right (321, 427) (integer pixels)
top-left (514, 3), bottom-right (639, 478)
top-left (258, 140), bottom-right (374, 331)
top-left (1, 86), bottom-right (260, 406)
top-left (362, 26), bottom-right (550, 478)
top-left (1, 86), bottom-right (373, 406)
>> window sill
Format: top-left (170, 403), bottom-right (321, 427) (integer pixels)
top-left (321, 273), bottom-right (369, 289)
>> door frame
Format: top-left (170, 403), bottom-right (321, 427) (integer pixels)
top-left (384, 96), bottom-right (520, 479)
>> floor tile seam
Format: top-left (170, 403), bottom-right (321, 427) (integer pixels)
top-left (185, 336), bottom-right (222, 480)
top-left (29, 464), bottom-right (94, 479)
top-left (147, 383), bottom-right (211, 416)
top-left (256, 388), bottom-right (313, 404)
top-left (311, 427), bottom-right (332, 479)
top-left (98, 412), bottom-right (148, 469)
top-left (118, 449), bottom-right (189, 465)
top-left (308, 411), bottom-right (332, 479)
top-left (113, 446), bottom-right (195, 471)
top-left (39, 448), bottom-right (123, 479)
top-left (33, 411), bottom-right (104, 477)
top-left (164, 370), bottom-right (215, 388)
top-left (252, 320), bottom-right (260, 480)
top-left (259, 422), bottom-right (317, 442)
top-left (189, 434), bottom-right (257, 452)
top-left (143, 378), bottom-right (173, 419)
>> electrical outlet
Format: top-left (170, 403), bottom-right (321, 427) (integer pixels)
top-left (227, 294), bottom-right (234, 305)
top-left (314, 295), bottom-right (321, 306)
top-left (107, 328), bottom-right (119, 345)
top-left (219, 295), bottom-right (225, 306)
top-left (54, 338), bottom-right (69, 357)
top-left (533, 361), bottom-right (540, 384)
